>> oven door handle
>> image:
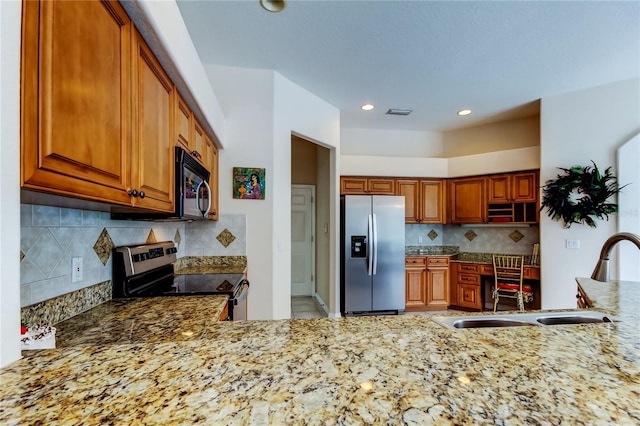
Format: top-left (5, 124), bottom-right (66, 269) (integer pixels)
top-left (233, 280), bottom-right (250, 305)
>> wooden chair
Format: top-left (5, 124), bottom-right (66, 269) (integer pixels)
top-left (492, 255), bottom-right (533, 312)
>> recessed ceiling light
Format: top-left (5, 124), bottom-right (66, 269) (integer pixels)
top-left (361, 104), bottom-right (375, 111)
top-left (260, 0), bottom-right (286, 13)
top-left (457, 109), bottom-right (472, 116)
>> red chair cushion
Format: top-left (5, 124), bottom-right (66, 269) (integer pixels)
top-left (496, 282), bottom-right (533, 293)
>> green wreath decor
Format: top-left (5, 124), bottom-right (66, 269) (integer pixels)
top-left (540, 161), bottom-right (627, 228)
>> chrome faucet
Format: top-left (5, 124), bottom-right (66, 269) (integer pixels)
top-left (591, 232), bottom-right (640, 282)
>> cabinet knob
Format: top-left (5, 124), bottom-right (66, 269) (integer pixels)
top-left (139, 191), bottom-right (145, 199)
top-left (128, 189), bottom-right (138, 197)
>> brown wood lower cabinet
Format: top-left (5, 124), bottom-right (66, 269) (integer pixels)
top-left (576, 285), bottom-right (591, 308)
top-left (450, 262), bottom-right (541, 311)
top-left (405, 256), bottom-right (450, 311)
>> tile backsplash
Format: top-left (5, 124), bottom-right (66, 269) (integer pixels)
top-left (20, 204), bottom-right (247, 308)
top-left (406, 224), bottom-right (540, 255)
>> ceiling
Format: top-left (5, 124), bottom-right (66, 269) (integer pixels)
top-left (176, 0), bottom-right (640, 133)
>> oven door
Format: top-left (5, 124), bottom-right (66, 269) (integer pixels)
top-left (230, 280), bottom-right (249, 321)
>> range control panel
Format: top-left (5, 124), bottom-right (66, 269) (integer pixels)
top-left (115, 241), bottom-right (178, 277)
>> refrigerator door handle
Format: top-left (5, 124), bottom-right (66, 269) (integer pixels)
top-left (367, 214), bottom-right (374, 276)
top-left (372, 213), bottom-right (378, 275)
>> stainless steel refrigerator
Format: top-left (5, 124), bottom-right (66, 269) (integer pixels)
top-left (340, 195), bottom-right (405, 316)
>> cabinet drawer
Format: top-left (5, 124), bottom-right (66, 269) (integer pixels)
top-left (457, 273), bottom-right (480, 285)
top-left (480, 264), bottom-right (494, 275)
top-left (457, 263), bottom-right (480, 273)
top-left (524, 267), bottom-right (540, 280)
top-left (405, 256), bottom-right (427, 266)
top-left (427, 257), bottom-right (449, 267)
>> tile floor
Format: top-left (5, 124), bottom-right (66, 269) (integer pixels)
top-left (291, 296), bottom-right (325, 319)
top-left (291, 296), bottom-right (466, 319)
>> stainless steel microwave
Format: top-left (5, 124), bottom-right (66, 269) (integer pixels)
top-left (111, 147), bottom-right (212, 221)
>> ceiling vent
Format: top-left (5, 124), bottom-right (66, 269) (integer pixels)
top-left (386, 109), bottom-right (412, 116)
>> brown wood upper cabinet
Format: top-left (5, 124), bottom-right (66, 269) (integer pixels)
top-left (340, 177), bottom-right (395, 195)
top-left (21, 0), bottom-right (174, 212)
top-left (448, 177), bottom-right (486, 224)
top-left (204, 134), bottom-right (219, 220)
top-left (21, 0), bottom-right (134, 206)
top-left (131, 30), bottom-right (175, 212)
top-left (175, 91), bottom-right (193, 151)
top-left (488, 171), bottom-right (538, 203)
top-left (396, 179), bottom-right (445, 224)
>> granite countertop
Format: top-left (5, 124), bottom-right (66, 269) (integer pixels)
top-left (405, 248), bottom-right (540, 267)
top-left (174, 255), bottom-right (247, 275)
top-left (1, 286), bottom-right (638, 423)
top-left (53, 296), bottom-right (230, 348)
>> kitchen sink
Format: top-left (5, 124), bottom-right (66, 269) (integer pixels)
top-left (452, 318), bottom-right (535, 329)
top-left (433, 310), bottom-right (619, 330)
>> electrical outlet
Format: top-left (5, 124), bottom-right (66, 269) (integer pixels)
top-left (566, 239), bottom-right (581, 249)
top-left (72, 257), bottom-right (83, 283)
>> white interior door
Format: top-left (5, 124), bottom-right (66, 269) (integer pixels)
top-left (291, 185), bottom-right (315, 296)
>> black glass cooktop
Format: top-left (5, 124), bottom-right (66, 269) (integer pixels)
top-left (170, 273), bottom-right (245, 295)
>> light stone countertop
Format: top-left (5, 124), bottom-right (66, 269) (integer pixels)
top-left (1, 284), bottom-right (638, 424)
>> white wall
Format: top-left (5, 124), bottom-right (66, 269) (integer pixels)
top-left (447, 147), bottom-right (540, 177)
top-left (341, 146), bottom-right (539, 178)
top-left (442, 115), bottom-right (540, 158)
top-left (0, 0), bottom-right (23, 368)
top-left (126, 0), bottom-right (227, 147)
top-left (341, 128), bottom-right (443, 157)
top-left (273, 73), bottom-right (340, 318)
top-left (540, 78), bottom-right (640, 309)
top-left (205, 66), bottom-right (340, 319)
top-left (617, 133), bottom-right (640, 281)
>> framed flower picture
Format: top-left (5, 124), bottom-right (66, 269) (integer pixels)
top-left (233, 167), bottom-right (265, 200)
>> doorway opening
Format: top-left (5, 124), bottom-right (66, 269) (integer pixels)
top-left (291, 135), bottom-right (330, 318)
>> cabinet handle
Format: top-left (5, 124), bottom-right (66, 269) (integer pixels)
top-left (128, 189), bottom-right (138, 197)
top-left (139, 191), bottom-right (145, 199)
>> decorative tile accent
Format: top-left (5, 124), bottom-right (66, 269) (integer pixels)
top-left (509, 230), bottom-right (525, 243)
top-left (428, 230), bottom-right (438, 241)
top-left (464, 230), bottom-right (477, 241)
top-left (216, 228), bottom-right (236, 248)
top-left (20, 250), bottom-right (25, 262)
top-left (21, 281), bottom-right (111, 327)
top-left (93, 228), bottom-right (114, 266)
top-left (146, 229), bottom-right (157, 244)
top-left (174, 229), bottom-right (181, 248)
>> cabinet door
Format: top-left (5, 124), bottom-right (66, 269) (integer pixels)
top-left (204, 134), bottom-right (219, 220)
top-left (131, 30), bottom-right (174, 212)
top-left (340, 177), bottom-right (368, 194)
top-left (427, 267), bottom-right (449, 310)
top-left (458, 283), bottom-right (482, 310)
top-left (21, 0), bottom-right (132, 205)
top-left (405, 267), bottom-right (428, 310)
top-left (368, 178), bottom-right (395, 195)
top-left (420, 180), bottom-right (445, 224)
top-left (487, 174), bottom-right (510, 203)
top-left (512, 172), bottom-right (538, 202)
top-left (448, 177), bottom-right (486, 223)
top-left (396, 179), bottom-right (420, 223)
top-left (175, 91), bottom-right (192, 150)
top-left (193, 119), bottom-right (206, 164)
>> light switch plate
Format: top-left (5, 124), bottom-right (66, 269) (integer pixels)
top-left (566, 239), bottom-right (580, 249)
top-left (72, 257), bottom-right (83, 282)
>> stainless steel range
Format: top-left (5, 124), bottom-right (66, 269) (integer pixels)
top-left (113, 241), bottom-right (249, 321)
